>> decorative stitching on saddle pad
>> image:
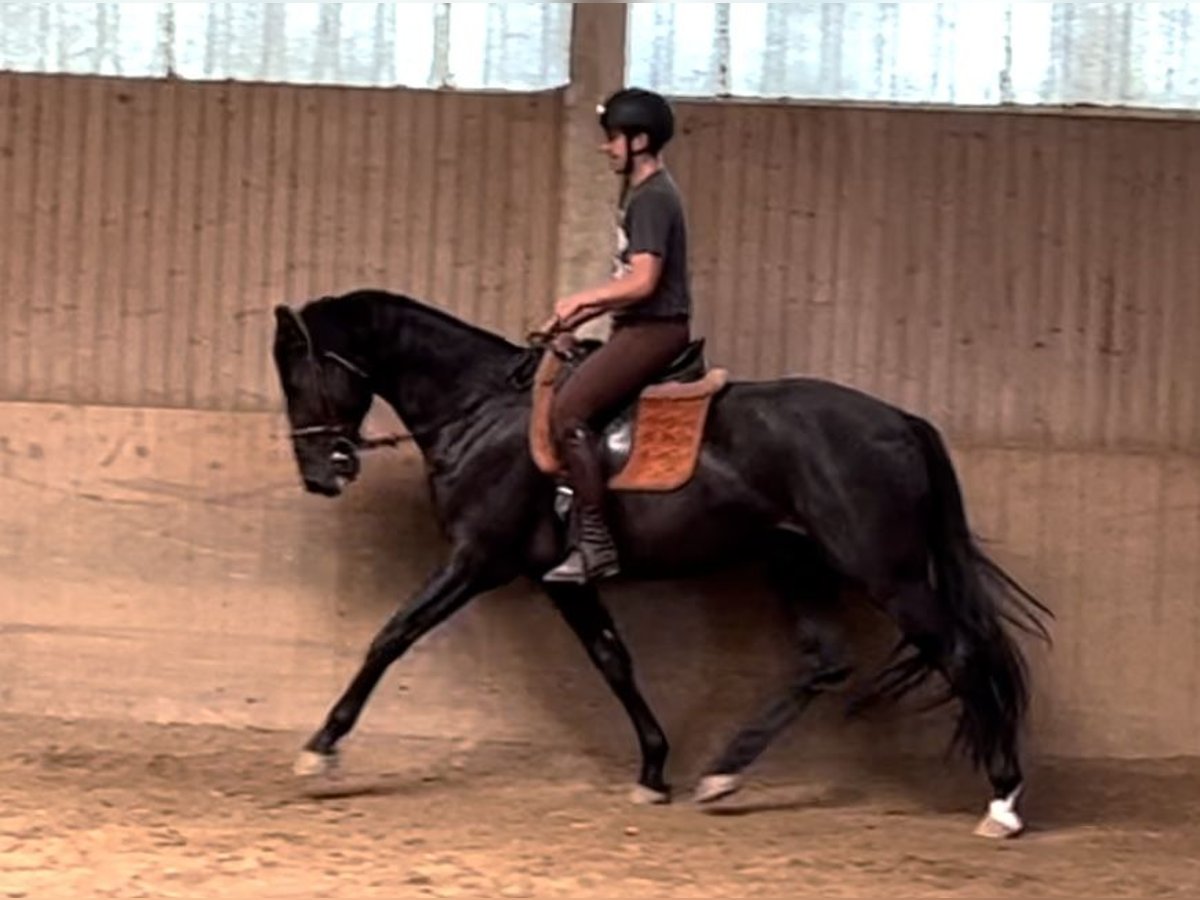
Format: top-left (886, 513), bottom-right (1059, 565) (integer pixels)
top-left (608, 369), bottom-right (727, 492)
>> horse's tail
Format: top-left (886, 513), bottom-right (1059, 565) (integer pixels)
top-left (870, 415), bottom-right (1053, 768)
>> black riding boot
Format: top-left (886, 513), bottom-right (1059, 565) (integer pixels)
top-left (544, 426), bottom-right (620, 584)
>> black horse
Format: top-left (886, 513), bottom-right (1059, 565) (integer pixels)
top-left (271, 288), bottom-right (1052, 838)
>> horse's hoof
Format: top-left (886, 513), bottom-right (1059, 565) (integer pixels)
top-left (974, 795), bottom-right (1025, 839)
top-left (293, 750), bottom-right (337, 777)
top-left (629, 784), bottom-right (671, 806)
top-left (694, 773), bottom-right (742, 804)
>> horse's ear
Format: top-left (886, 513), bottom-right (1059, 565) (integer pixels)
top-left (274, 304), bottom-right (310, 354)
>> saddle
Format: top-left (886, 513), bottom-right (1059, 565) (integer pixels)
top-left (529, 338), bottom-right (729, 492)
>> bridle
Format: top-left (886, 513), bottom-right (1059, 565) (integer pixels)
top-left (284, 309), bottom-right (410, 479)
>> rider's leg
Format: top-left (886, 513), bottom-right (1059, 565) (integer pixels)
top-left (546, 421), bottom-right (620, 583)
top-left (545, 318), bottom-right (690, 584)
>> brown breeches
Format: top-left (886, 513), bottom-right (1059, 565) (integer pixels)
top-left (550, 318), bottom-right (690, 507)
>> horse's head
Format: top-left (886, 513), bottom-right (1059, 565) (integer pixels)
top-left (272, 304), bottom-right (374, 497)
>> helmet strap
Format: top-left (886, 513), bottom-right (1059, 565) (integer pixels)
top-left (620, 132), bottom-right (657, 179)
top-left (621, 133), bottom-right (636, 178)
top-left (615, 132), bottom-right (656, 208)
top-left (614, 133), bottom-right (634, 210)
top-left (616, 170), bottom-right (631, 211)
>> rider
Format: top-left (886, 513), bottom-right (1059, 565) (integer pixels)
top-left (543, 87), bottom-right (694, 585)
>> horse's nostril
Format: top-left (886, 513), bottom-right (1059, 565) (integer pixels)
top-left (330, 441), bottom-right (361, 480)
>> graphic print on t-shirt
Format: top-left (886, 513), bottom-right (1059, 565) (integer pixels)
top-left (611, 207), bottom-right (631, 279)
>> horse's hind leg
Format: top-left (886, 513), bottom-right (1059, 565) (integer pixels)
top-left (695, 535), bottom-right (852, 804)
top-left (543, 583), bottom-right (671, 804)
top-left (875, 580), bottom-right (1027, 838)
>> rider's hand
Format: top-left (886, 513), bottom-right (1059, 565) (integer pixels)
top-left (553, 289), bottom-right (598, 325)
top-left (551, 331), bottom-right (577, 357)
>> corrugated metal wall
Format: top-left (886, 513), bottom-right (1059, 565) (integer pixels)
top-left (0, 72), bottom-right (562, 410)
top-left (669, 102), bottom-right (1200, 452)
top-left (5, 71), bottom-right (1196, 449)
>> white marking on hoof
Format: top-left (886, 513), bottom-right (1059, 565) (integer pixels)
top-left (974, 787), bottom-right (1025, 839)
top-left (629, 784), bottom-right (670, 806)
top-left (293, 750), bottom-right (337, 777)
top-left (694, 773), bottom-right (742, 804)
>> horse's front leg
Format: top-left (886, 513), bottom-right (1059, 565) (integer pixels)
top-left (294, 546), bottom-right (500, 776)
top-left (543, 583), bottom-right (671, 804)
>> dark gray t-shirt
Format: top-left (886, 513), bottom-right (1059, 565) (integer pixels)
top-left (611, 170), bottom-right (692, 324)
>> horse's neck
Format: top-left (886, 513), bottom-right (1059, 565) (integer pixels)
top-left (366, 304), bottom-right (520, 447)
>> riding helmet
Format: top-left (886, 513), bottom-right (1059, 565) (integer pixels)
top-left (597, 87), bottom-right (675, 154)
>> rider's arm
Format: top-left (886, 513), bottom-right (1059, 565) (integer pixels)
top-left (551, 253), bottom-right (659, 328)
top-left (554, 187), bottom-right (678, 325)
top-left (591, 252), bottom-right (663, 308)
top-left (573, 189), bottom-right (672, 313)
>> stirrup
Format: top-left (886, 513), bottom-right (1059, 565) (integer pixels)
top-left (543, 549), bottom-right (588, 584)
top-left (544, 506), bottom-right (620, 584)
top-left (543, 548), bottom-right (620, 584)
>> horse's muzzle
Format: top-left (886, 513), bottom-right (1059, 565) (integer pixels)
top-left (304, 477), bottom-right (343, 497)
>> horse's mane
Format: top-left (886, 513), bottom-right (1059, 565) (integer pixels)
top-left (302, 289), bottom-right (518, 350)
top-left (297, 289), bottom-right (615, 396)
top-left (505, 346), bottom-right (547, 391)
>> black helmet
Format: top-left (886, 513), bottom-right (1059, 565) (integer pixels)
top-left (597, 87), bottom-right (674, 154)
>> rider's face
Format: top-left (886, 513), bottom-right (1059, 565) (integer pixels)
top-left (599, 129), bottom-right (628, 172)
